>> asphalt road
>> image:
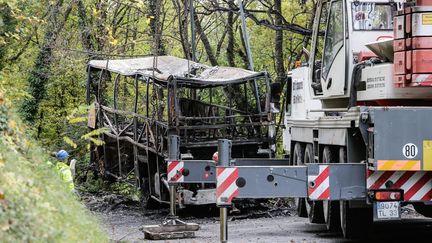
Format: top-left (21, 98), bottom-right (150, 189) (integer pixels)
top-left (94, 205), bottom-right (432, 242)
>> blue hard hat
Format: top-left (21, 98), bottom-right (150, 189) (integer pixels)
top-left (56, 150), bottom-right (69, 161)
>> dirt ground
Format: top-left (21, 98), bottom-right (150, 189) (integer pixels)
top-left (83, 193), bottom-right (432, 243)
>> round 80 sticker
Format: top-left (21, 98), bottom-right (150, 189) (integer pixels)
top-left (402, 143), bottom-right (418, 159)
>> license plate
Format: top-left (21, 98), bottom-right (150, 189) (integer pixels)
top-left (374, 201), bottom-right (400, 220)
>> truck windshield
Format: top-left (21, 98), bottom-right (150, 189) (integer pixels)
top-left (322, 0), bottom-right (344, 79)
top-left (352, 2), bottom-right (394, 30)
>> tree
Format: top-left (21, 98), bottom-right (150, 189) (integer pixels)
top-left (274, 0), bottom-right (287, 84)
top-left (194, 14), bottom-right (217, 66)
top-left (20, 0), bottom-right (74, 123)
top-left (0, 3), bottom-right (18, 71)
top-left (76, 0), bottom-right (97, 59)
top-left (148, 0), bottom-right (165, 55)
top-left (226, 0), bottom-right (235, 67)
top-left (171, 0), bottom-right (191, 58)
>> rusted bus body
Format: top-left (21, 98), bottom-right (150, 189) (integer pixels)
top-left (86, 56), bottom-right (275, 204)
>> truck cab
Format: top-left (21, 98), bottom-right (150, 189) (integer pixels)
top-left (310, 0), bottom-right (404, 105)
top-left (284, 0), bottom-right (403, 154)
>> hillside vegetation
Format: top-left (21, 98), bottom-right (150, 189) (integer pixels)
top-left (0, 93), bottom-right (107, 242)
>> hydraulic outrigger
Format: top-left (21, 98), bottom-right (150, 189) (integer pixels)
top-left (163, 135), bottom-right (366, 241)
top-left (213, 138), bottom-right (367, 242)
top-left (141, 136), bottom-right (200, 240)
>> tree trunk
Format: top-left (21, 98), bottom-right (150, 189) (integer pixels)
top-left (95, 0), bottom-right (108, 52)
top-left (292, 3), bottom-right (317, 68)
top-left (172, 0), bottom-right (190, 58)
top-left (226, 0), bottom-right (235, 67)
top-left (77, 0), bottom-right (96, 59)
top-left (274, 0), bottom-right (287, 84)
top-left (194, 15), bottom-right (218, 66)
top-left (21, 0), bottom-right (74, 122)
top-left (215, 25), bottom-right (227, 59)
top-left (238, 28), bottom-right (250, 69)
top-left (149, 0), bottom-right (165, 55)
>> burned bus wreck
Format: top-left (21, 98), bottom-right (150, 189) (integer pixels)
top-left (86, 56), bottom-right (276, 206)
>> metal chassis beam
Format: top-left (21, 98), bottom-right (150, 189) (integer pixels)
top-left (215, 163), bottom-right (366, 205)
top-left (167, 137), bottom-right (367, 204)
top-left (219, 165), bottom-right (308, 203)
top-left (214, 139), bottom-right (367, 206)
top-left (214, 139), bottom-right (368, 242)
top-left (167, 159), bottom-right (292, 184)
top-left (167, 160), bottom-right (215, 184)
top-left (168, 151), bottom-right (366, 203)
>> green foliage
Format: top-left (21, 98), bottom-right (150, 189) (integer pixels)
top-left (20, 0), bottom-right (62, 122)
top-left (63, 105), bottom-right (106, 150)
top-left (0, 94), bottom-right (107, 242)
top-left (63, 136), bottom-right (78, 148)
top-left (79, 174), bottom-right (105, 194)
top-left (0, 2), bottom-right (17, 70)
top-left (1, 0), bottom-right (315, 162)
top-left (109, 175), bottom-right (141, 201)
top-left (81, 127), bottom-right (109, 141)
top-left (0, 102), bottom-right (8, 131)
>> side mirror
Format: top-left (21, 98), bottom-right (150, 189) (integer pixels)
top-left (312, 61), bottom-right (323, 92)
top-left (270, 82), bottom-right (282, 113)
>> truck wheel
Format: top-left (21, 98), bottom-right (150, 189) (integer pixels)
top-left (322, 146), bottom-right (341, 232)
top-left (292, 143), bottom-right (307, 217)
top-left (305, 144), bottom-right (324, 223)
top-left (340, 202), bottom-right (372, 239)
top-left (339, 147), bottom-right (371, 238)
top-left (413, 203), bottom-right (432, 217)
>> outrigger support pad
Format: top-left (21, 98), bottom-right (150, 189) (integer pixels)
top-left (141, 218), bottom-right (200, 240)
top-left (141, 135), bottom-right (200, 240)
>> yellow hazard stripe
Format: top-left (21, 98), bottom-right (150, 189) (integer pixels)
top-left (377, 160), bottom-right (421, 171)
top-left (424, 140), bottom-right (432, 171)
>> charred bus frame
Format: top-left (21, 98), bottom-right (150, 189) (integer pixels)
top-left (86, 56), bottom-right (276, 205)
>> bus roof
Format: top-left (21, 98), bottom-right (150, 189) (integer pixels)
top-left (88, 56), bottom-right (267, 88)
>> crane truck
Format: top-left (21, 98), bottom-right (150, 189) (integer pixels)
top-left (279, 0), bottom-right (432, 237)
top-left (204, 0), bottom-right (432, 239)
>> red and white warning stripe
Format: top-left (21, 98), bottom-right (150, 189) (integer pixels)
top-left (168, 160), bottom-right (184, 182)
top-left (216, 167), bottom-right (239, 205)
top-left (308, 165), bottom-right (330, 200)
top-left (367, 170), bottom-right (432, 201)
top-left (412, 74), bottom-right (432, 86)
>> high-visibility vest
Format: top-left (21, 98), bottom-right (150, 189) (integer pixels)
top-left (55, 162), bottom-right (75, 191)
